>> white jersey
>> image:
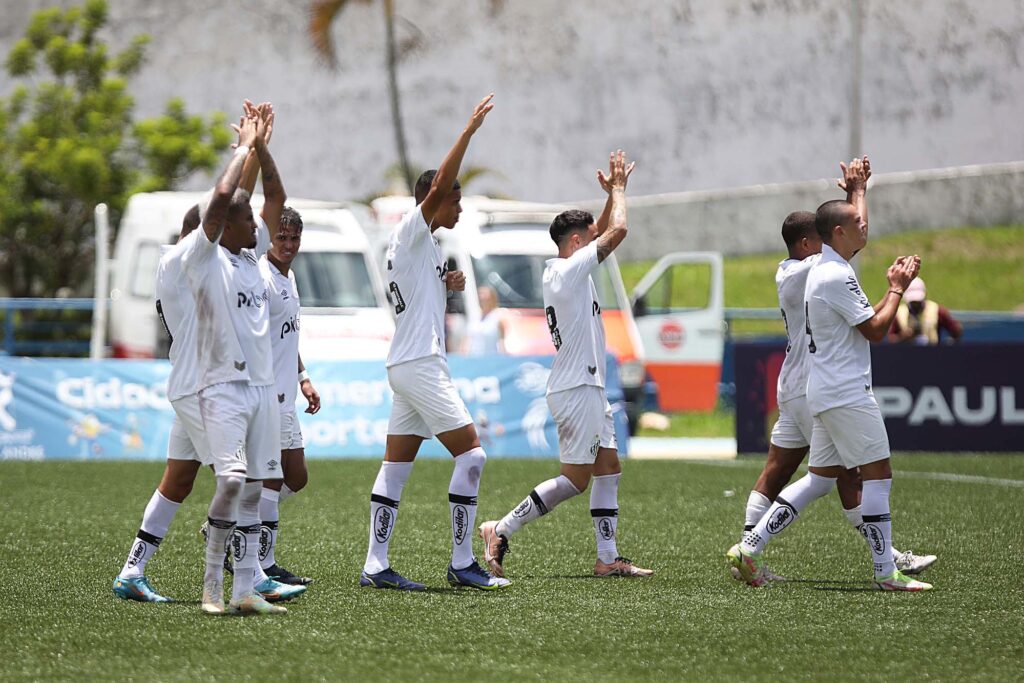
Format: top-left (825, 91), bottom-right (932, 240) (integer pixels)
top-left (157, 234), bottom-right (200, 401)
top-left (775, 253), bottom-right (821, 405)
top-left (265, 258), bottom-right (301, 411)
top-left (804, 244), bottom-right (876, 415)
top-left (385, 206), bottom-right (448, 367)
top-left (181, 216), bottom-right (274, 392)
top-left (543, 242), bottom-right (606, 394)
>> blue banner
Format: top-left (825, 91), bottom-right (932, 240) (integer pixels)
top-left (0, 355), bottom-right (628, 461)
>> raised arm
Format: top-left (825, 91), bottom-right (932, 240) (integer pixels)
top-left (595, 150), bottom-right (635, 263)
top-left (203, 114), bottom-right (259, 243)
top-left (857, 255), bottom-right (920, 342)
top-left (239, 100), bottom-right (273, 195)
top-left (255, 104), bottom-right (286, 233)
top-left (420, 93), bottom-right (494, 226)
top-left (839, 155), bottom-right (870, 230)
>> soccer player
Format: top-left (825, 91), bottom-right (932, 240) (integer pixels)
top-left (732, 185), bottom-right (931, 592)
top-left (112, 103), bottom-right (303, 607)
top-left (726, 158), bottom-right (935, 583)
top-left (260, 205), bottom-right (320, 585)
top-left (359, 93), bottom-right (509, 591)
top-left (182, 108), bottom-right (293, 614)
top-left (479, 150), bottom-right (653, 579)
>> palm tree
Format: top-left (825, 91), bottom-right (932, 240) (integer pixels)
top-left (309, 0), bottom-right (416, 194)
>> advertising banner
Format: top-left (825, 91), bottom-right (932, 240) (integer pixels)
top-left (735, 342), bottom-right (1024, 453)
top-left (0, 355), bottom-right (629, 461)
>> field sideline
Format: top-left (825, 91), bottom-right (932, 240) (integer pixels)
top-left (3, 455), bottom-right (1023, 681)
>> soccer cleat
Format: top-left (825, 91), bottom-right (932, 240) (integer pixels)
top-left (478, 521), bottom-right (510, 578)
top-left (199, 521), bottom-right (233, 575)
top-left (228, 591), bottom-right (287, 615)
top-left (895, 550), bottom-right (937, 576)
top-left (726, 544), bottom-right (786, 583)
top-left (726, 545), bottom-right (768, 587)
top-left (359, 567), bottom-right (426, 591)
top-left (594, 556), bottom-right (654, 578)
top-left (265, 563), bottom-right (313, 586)
top-left (255, 577), bottom-right (307, 603)
top-left (201, 578), bottom-right (225, 615)
top-left (112, 576), bottom-right (173, 603)
top-left (447, 561), bottom-right (512, 590)
top-left (874, 570), bottom-right (933, 592)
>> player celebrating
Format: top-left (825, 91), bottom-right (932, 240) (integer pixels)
top-left (112, 103), bottom-right (303, 606)
top-left (182, 108), bottom-right (292, 614)
top-left (479, 151), bottom-right (652, 579)
top-left (726, 158), bottom-right (935, 583)
top-left (260, 206), bottom-right (320, 586)
top-left (359, 93), bottom-right (509, 591)
top-left (732, 192), bottom-right (931, 592)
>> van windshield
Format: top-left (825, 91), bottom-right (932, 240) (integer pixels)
top-left (291, 251), bottom-right (378, 308)
top-left (471, 254), bottom-right (620, 310)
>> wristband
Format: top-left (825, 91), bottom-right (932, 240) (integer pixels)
top-left (889, 288), bottom-right (904, 297)
top-left (234, 145), bottom-right (250, 158)
top-left (298, 370), bottom-right (310, 383)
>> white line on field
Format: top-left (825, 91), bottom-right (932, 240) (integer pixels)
top-left (681, 459), bottom-right (1024, 488)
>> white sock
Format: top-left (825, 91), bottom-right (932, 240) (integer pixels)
top-left (279, 483), bottom-right (297, 503)
top-left (741, 473), bottom-right (834, 554)
top-left (590, 473), bottom-right (621, 564)
top-left (496, 475), bottom-right (580, 538)
top-left (205, 475), bottom-right (244, 586)
top-left (743, 490), bottom-right (772, 536)
top-left (861, 478), bottom-right (896, 577)
top-left (363, 461), bottom-right (414, 574)
top-left (449, 448), bottom-right (486, 570)
top-left (844, 505), bottom-right (902, 562)
top-left (119, 490), bottom-right (180, 579)
top-left (259, 488), bottom-right (280, 571)
top-left (231, 481), bottom-right (263, 600)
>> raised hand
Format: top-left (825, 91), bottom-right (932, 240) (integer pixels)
top-left (598, 150), bottom-right (635, 194)
top-left (888, 255), bottom-right (921, 291)
top-left (838, 155), bottom-right (870, 192)
top-left (231, 112), bottom-right (259, 150)
top-left (466, 93), bottom-right (495, 134)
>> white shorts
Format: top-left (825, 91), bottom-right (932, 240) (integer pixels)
top-left (809, 400), bottom-right (891, 469)
top-left (770, 395), bottom-right (813, 449)
top-left (168, 394), bottom-right (211, 464)
top-left (547, 385), bottom-right (617, 465)
top-left (280, 408), bottom-right (304, 450)
top-left (387, 356), bottom-right (473, 438)
top-left (198, 381), bottom-right (282, 480)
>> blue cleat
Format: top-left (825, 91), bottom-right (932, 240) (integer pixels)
top-left (112, 576), bottom-right (173, 603)
top-left (447, 561), bottom-right (512, 590)
top-left (359, 567), bottom-right (426, 591)
top-left (255, 576), bottom-right (307, 603)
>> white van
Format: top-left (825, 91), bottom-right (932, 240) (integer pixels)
top-left (109, 192), bottom-right (393, 359)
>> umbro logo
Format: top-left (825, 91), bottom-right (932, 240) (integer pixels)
top-left (587, 365), bottom-right (597, 375)
top-left (267, 459), bottom-right (279, 471)
top-left (234, 361), bottom-right (246, 371)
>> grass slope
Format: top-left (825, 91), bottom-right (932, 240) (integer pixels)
top-left (2, 456), bottom-right (1023, 681)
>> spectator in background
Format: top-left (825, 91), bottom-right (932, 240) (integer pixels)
top-left (888, 278), bottom-right (962, 345)
top-left (463, 285), bottom-right (507, 355)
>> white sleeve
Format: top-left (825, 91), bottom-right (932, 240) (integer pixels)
top-left (392, 206), bottom-right (429, 247)
top-left (254, 215), bottom-right (271, 258)
top-left (179, 226), bottom-right (216, 274)
top-left (823, 271), bottom-right (874, 327)
top-left (561, 242), bottom-right (600, 288)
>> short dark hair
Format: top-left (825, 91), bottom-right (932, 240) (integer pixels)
top-left (815, 199), bottom-right (851, 243)
top-left (180, 204), bottom-right (201, 239)
top-left (549, 209), bottom-right (594, 246)
top-left (781, 211), bottom-right (816, 248)
top-left (414, 170), bottom-right (461, 204)
top-left (278, 206), bottom-right (303, 233)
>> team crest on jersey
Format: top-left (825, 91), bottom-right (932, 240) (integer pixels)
top-left (278, 393), bottom-right (285, 403)
top-left (234, 361), bottom-right (247, 372)
top-left (589, 436), bottom-right (600, 456)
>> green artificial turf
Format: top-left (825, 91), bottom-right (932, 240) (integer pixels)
top-left (2, 456), bottom-right (1023, 681)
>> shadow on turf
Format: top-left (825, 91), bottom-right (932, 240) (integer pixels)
top-left (764, 578), bottom-right (879, 592)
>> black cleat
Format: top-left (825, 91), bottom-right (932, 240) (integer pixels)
top-left (266, 563), bottom-right (313, 586)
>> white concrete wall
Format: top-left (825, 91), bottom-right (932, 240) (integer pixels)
top-left (1, 0), bottom-right (1022, 207)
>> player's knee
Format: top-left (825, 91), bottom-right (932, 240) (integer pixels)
top-left (159, 479), bottom-right (194, 503)
top-left (216, 473), bottom-right (245, 500)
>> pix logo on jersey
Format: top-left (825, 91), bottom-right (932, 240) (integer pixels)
top-left (236, 288), bottom-right (269, 309)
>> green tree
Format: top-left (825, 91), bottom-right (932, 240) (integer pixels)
top-left (0, 0), bottom-right (230, 297)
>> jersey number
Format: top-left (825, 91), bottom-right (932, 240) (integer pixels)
top-left (804, 302), bottom-right (817, 354)
top-left (390, 282), bottom-right (406, 314)
top-left (545, 306), bottom-right (562, 350)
